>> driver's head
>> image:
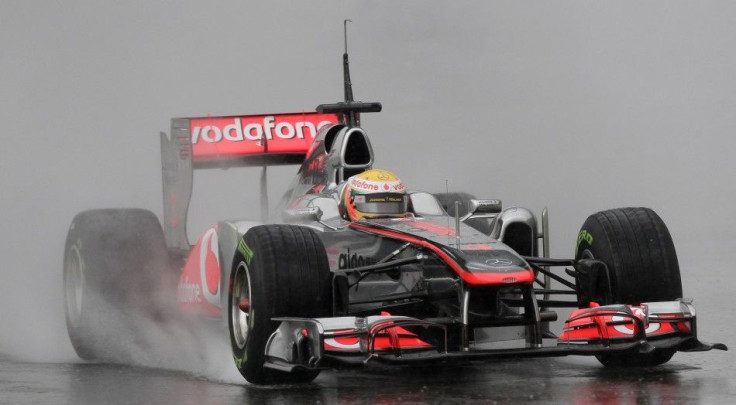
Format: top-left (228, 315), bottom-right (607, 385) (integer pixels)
top-left (343, 169), bottom-right (408, 221)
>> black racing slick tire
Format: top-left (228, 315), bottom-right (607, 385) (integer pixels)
top-left (63, 209), bottom-right (170, 362)
top-left (575, 207), bottom-right (682, 367)
top-left (228, 225), bottom-right (332, 385)
top-left (575, 207), bottom-right (682, 304)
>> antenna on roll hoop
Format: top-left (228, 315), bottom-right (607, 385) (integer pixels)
top-left (343, 19), bottom-right (354, 104)
top-left (317, 20), bottom-right (382, 128)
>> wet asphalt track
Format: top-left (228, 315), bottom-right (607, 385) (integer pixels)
top-left (1, 349), bottom-right (734, 404)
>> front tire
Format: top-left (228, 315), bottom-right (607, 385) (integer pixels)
top-left (596, 348), bottom-right (676, 367)
top-left (575, 207), bottom-right (682, 304)
top-left (575, 207), bottom-right (682, 367)
top-left (228, 225), bottom-right (332, 384)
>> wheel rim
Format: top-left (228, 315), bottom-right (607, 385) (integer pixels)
top-left (232, 262), bottom-right (253, 350)
top-left (65, 245), bottom-right (85, 328)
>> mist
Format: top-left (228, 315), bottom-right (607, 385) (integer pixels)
top-left (1, 0), bottom-right (734, 377)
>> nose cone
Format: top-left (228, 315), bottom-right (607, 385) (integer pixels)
top-left (446, 244), bottom-right (535, 285)
top-left (460, 249), bottom-right (530, 273)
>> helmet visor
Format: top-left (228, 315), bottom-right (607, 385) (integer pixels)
top-left (353, 193), bottom-right (408, 215)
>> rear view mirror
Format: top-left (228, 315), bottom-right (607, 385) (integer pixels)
top-left (284, 207), bottom-right (323, 222)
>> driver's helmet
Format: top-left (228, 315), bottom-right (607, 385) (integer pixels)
top-left (342, 169), bottom-right (408, 221)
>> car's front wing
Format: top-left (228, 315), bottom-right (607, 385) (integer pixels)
top-left (263, 301), bottom-right (726, 372)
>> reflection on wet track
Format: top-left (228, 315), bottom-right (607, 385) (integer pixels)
top-left (1, 352), bottom-right (734, 404)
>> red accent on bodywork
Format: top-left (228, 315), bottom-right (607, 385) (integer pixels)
top-left (323, 317), bottom-right (433, 352)
top-left (374, 335), bottom-right (432, 351)
top-left (559, 304), bottom-right (688, 342)
top-left (462, 243), bottom-right (493, 251)
top-left (177, 227), bottom-right (222, 317)
top-left (190, 112), bottom-right (339, 161)
top-left (407, 220), bottom-right (456, 236)
top-left (204, 246), bottom-right (219, 295)
top-left (349, 223), bottom-right (534, 286)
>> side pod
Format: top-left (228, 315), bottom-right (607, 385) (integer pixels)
top-left (490, 207), bottom-right (538, 256)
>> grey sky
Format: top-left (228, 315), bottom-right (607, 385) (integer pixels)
top-left (1, 1), bottom-right (735, 360)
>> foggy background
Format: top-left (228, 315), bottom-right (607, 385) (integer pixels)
top-left (1, 0), bottom-right (734, 370)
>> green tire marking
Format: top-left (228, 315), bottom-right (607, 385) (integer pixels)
top-left (237, 239), bottom-right (254, 265)
top-left (233, 355), bottom-right (244, 369)
top-left (576, 230), bottom-right (594, 256)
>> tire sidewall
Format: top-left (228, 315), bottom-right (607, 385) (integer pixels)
top-left (228, 236), bottom-right (272, 383)
top-left (575, 208), bottom-right (682, 305)
top-left (64, 220), bottom-right (97, 360)
top-left (227, 225), bottom-right (331, 384)
top-left (575, 215), bottom-right (620, 302)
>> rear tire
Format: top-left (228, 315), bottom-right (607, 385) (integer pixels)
top-left (228, 225), bottom-right (332, 384)
top-left (63, 209), bottom-right (170, 362)
top-left (575, 207), bottom-right (682, 367)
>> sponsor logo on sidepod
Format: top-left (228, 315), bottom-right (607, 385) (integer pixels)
top-left (338, 248), bottom-right (377, 270)
top-left (178, 277), bottom-right (201, 304)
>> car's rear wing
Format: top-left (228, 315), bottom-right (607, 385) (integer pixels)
top-left (160, 112), bottom-right (339, 250)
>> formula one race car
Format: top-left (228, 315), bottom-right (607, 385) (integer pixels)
top-left (63, 30), bottom-right (726, 385)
